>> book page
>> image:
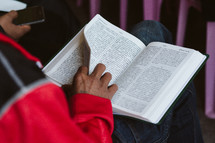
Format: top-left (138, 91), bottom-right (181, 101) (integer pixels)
top-left (42, 29), bottom-right (85, 85)
top-left (84, 15), bottom-right (145, 85)
top-left (112, 42), bottom-right (206, 123)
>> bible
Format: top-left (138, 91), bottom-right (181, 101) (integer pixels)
top-left (43, 14), bottom-right (208, 124)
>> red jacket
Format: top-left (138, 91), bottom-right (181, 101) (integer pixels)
top-left (0, 33), bottom-right (113, 143)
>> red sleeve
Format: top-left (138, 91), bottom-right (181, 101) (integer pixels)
top-left (0, 83), bottom-right (113, 143)
top-left (70, 93), bottom-right (114, 143)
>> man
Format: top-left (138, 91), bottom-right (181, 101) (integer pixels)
top-left (0, 11), bottom-right (117, 143)
top-left (0, 10), bottom-right (204, 143)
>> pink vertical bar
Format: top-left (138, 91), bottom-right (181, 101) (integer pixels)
top-left (120, 0), bottom-right (128, 30)
top-left (176, 0), bottom-right (190, 46)
top-left (77, 0), bottom-right (82, 7)
top-left (90, 0), bottom-right (100, 19)
top-left (205, 22), bottom-right (215, 119)
top-left (143, 0), bottom-right (162, 21)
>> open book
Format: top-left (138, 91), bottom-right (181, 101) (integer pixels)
top-left (43, 14), bottom-right (208, 124)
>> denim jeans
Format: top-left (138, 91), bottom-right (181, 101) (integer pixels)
top-left (112, 21), bottom-right (204, 143)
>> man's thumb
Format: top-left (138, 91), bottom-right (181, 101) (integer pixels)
top-left (7, 11), bottom-right (18, 21)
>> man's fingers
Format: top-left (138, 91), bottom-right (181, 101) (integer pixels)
top-left (91, 63), bottom-right (106, 78)
top-left (77, 66), bottom-right (88, 75)
top-left (101, 72), bottom-right (112, 86)
top-left (9, 25), bottom-right (31, 41)
top-left (7, 11), bottom-right (18, 21)
top-left (108, 84), bottom-right (118, 99)
top-left (108, 84), bottom-right (118, 97)
top-left (18, 25), bottom-right (31, 34)
top-left (21, 25), bottom-right (31, 31)
top-left (74, 66), bottom-right (88, 82)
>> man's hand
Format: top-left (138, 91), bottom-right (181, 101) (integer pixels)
top-left (62, 64), bottom-right (118, 100)
top-left (0, 11), bottom-right (31, 40)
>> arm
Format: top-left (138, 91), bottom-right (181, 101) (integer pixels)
top-left (0, 11), bottom-right (30, 40)
top-left (63, 64), bottom-right (118, 142)
top-left (0, 33), bottom-right (117, 143)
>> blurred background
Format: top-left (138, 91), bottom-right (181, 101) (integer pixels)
top-left (64, 0), bottom-right (215, 142)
